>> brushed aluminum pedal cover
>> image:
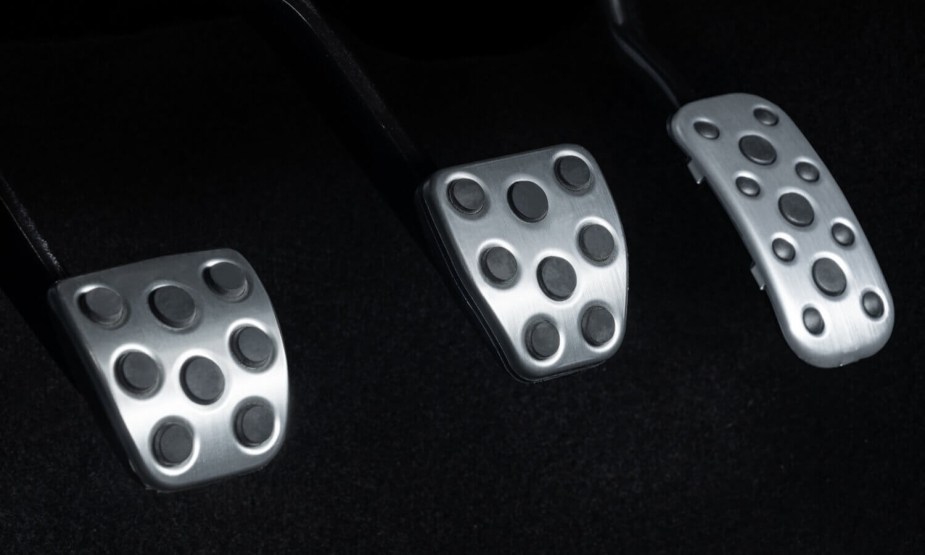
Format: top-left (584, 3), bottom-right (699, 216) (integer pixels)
top-left (47, 249), bottom-right (288, 490)
top-left (669, 93), bottom-right (893, 367)
top-left (419, 145), bottom-right (628, 382)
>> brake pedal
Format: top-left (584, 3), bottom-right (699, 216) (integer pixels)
top-left (419, 145), bottom-right (629, 381)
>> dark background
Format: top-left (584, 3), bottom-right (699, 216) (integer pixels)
top-left (0, 0), bottom-right (922, 551)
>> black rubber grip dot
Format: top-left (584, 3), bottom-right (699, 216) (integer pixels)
top-left (80, 287), bottom-right (125, 326)
top-left (753, 108), bottom-right (779, 126)
top-left (832, 223), bottom-right (855, 246)
top-left (481, 246), bottom-right (518, 284)
top-left (153, 422), bottom-right (193, 467)
top-left (803, 307), bottom-right (825, 335)
top-left (181, 357), bottom-right (225, 404)
top-left (508, 181), bottom-right (548, 222)
top-left (772, 238), bottom-right (796, 262)
top-left (537, 256), bottom-right (577, 301)
top-left (526, 320), bottom-right (560, 360)
top-left (233, 326), bottom-right (274, 369)
top-left (735, 176), bottom-right (761, 197)
top-left (579, 224), bottom-right (615, 263)
top-left (812, 258), bottom-right (847, 297)
top-left (235, 403), bottom-right (275, 447)
top-left (117, 352), bottom-right (159, 394)
top-left (581, 306), bottom-right (616, 346)
top-left (862, 291), bottom-right (885, 319)
top-left (150, 286), bottom-right (196, 328)
top-left (694, 121), bottom-right (719, 139)
top-left (448, 178), bottom-right (486, 215)
top-left (739, 135), bottom-right (777, 165)
top-left (779, 193), bottom-right (815, 227)
top-left (795, 161), bottom-right (820, 183)
top-left (205, 262), bottom-right (248, 299)
top-left (555, 155), bottom-right (592, 192)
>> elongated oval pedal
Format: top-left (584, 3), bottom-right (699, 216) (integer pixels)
top-left (419, 145), bottom-right (628, 382)
top-left (47, 249), bottom-right (288, 490)
top-left (669, 93), bottom-right (893, 367)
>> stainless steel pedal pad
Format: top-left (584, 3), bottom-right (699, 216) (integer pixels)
top-left (47, 249), bottom-right (288, 490)
top-left (669, 93), bottom-right (893, 367)
top-left (419, 145), bottom-right (628, 382)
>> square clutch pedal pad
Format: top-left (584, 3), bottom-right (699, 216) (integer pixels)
top-left (669, 93), bottom-right (893, 367)
top-left (48, 249), bottom-right (288, 490)
top-left (419, 145), bottom-right (628, 382)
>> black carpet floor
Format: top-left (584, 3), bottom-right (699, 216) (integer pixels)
top-left (0, 0), bottom-right (921, 551)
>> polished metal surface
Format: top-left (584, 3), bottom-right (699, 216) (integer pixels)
top-left (48, 249), bottom-right (288, 490)
top-left (420, 145), bottom-right (628, 381)
top-left (670, 93), bottom-right (893, 367)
